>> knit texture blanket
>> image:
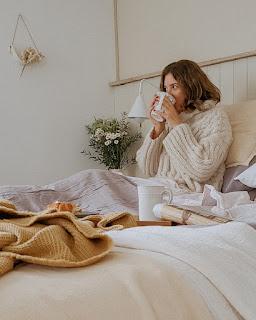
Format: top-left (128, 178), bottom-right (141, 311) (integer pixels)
top-left (0, 200), bottom-right (137, 276)
top-left (136, 104), bottom-right (232, 192)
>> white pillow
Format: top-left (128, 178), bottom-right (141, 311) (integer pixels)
top-left (235, 163), bottom-right (256, 188)
top-left (221, 100), bottom-right (256, 167)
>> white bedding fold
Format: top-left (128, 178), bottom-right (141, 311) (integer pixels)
top-left (108, 222), bottom-right (256, 320)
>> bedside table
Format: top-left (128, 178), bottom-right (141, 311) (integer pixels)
top-left (136, 220), bottom-right (172, 226)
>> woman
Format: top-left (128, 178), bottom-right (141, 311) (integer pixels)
top-left (136, 60), bottom-right (233, 193)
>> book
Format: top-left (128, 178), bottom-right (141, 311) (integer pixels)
top-left (155, 204), bottom-right (230, 225)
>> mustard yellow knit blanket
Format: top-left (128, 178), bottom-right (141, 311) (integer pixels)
top-left (0, 200), bottom-right (137, 276)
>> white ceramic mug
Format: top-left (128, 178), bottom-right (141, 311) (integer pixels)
top-left (137, 185), bottom-right (173, 221)
top-left (151, 92), bottom-right (176, 122)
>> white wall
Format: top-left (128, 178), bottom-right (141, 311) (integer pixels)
top-left (0, 0), bottom-right (116, 185)
top-left (117, 0), bottom-right (256, 79)
top-left (114, 0), bottom-right (256, 118)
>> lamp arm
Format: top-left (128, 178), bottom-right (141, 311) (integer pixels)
top-left (139, 79), bottom-right (159, 95)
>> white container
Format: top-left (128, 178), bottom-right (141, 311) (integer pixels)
top-left (151, 92), bottom-right (176, 122)
top-left (137, 185), bottom-right (173, 221)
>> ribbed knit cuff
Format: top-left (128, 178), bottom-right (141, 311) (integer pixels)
top-left (147, 128), bottom-right (166, 143)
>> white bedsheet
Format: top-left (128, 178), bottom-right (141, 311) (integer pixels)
top-left (108, 222), bottom-right (256, 320)
top-left (2, 222), bottom-right (255, 319)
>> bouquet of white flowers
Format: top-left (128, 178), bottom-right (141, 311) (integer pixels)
top-left (82, 113), bottom-right (142, 170)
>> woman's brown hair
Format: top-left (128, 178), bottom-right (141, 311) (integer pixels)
top-left (160, 60), bottom-right (221, 110)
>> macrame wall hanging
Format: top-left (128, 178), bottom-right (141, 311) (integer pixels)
top-left (9, 14), bottom-right (45, 77)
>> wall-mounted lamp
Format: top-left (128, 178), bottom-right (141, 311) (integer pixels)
top-left (128, 79), bottom-right (159, 126)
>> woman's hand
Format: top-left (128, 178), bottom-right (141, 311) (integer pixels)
top-left (148, 96), bottom-right (165, 138)
top-left (156, 96), bottom-right (183, 127)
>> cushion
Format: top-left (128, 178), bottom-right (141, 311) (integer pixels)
top-left (248, 189), bottom-right (256, 201)
top-left (222, 165), bottom-right (253, 193)
top-left (222, 156), bottom-right (256, 200)
top-left (235, 164), bottom-right (256, 188)
top-left (221, 99), bottom-right (256, 168)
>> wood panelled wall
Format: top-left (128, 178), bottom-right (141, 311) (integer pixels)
top-left (204, 57), bottom-right (256, 104)
top-left (113, 56), bottom-right (256, 121)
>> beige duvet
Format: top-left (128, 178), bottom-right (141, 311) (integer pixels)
top-left (0, 248), bottom-right (240, 320)
top-left (1, 222), bottom-right (255, 320)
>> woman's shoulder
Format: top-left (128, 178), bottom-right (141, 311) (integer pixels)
top-left (204, 105), bottom-right (229, 121)
top-left (195, 102), bottom-right (229, 120)
top-left (182, 100), bottom-right (230, 127)
top-left (191, 103), bottom-right (231, 130)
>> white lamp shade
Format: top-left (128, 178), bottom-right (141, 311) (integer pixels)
top-left (128, 94), bottom-right (147, 119)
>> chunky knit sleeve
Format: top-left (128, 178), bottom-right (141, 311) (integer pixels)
top-left (136, 129), bottom-right (167, 176)
top-left (162, 109), bottom-right (232, 183)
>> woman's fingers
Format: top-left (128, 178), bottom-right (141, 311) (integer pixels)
top-left (160, 100), bottom-right (182, 126)
top-left (148, 106), bottom-right (163, 125)
top-left (162, 96), bottom-right (173, 108)
top-left (147, 107), bottom-right (152, 118)
top-left (148, 96), bottom-right (158, 119)
top-left (150, 95), bottom-right (159, 107)
top-left (154, 110), bottom-right (165, 119)
top-left (147, 106), bottom-right (156, 121)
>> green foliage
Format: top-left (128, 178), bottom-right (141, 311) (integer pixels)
top-left (82, 112), bottom-right (142, 169)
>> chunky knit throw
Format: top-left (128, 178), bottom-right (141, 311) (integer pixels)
top-left (136, 102), bottom-right (232, 192)
top-left (0, 200), bottom-right (137, 276)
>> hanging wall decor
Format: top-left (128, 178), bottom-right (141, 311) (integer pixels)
top-left (9, 14), bottom-right (45, 77)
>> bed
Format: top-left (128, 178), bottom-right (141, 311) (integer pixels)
top-left (1, 219), bottom-right (255, 320)
top-left (1, 52), bottom-right (256, 320)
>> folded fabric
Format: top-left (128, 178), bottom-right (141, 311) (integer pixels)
top-left (222, 165), bottom-right (253, 192)
top-left (81, 212), bottom-right (137, 231)
top-left (0, 200), bottom-right (136, 276)
top-left (202, 184), bottom-right (251, 209)
top-left (221, 156), bottom-right (256, 202)
top-left (235, 164), bottom-right (256, 188)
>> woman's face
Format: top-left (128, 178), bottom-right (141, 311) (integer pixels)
top-left (164, 73), bottom-right (186, 113)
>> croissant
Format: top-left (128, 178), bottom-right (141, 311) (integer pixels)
top-left (47, 201), bottom-right (81, 214)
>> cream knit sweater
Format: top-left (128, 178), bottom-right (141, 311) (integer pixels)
top-left (136, 101), bottom-right (233, 192)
